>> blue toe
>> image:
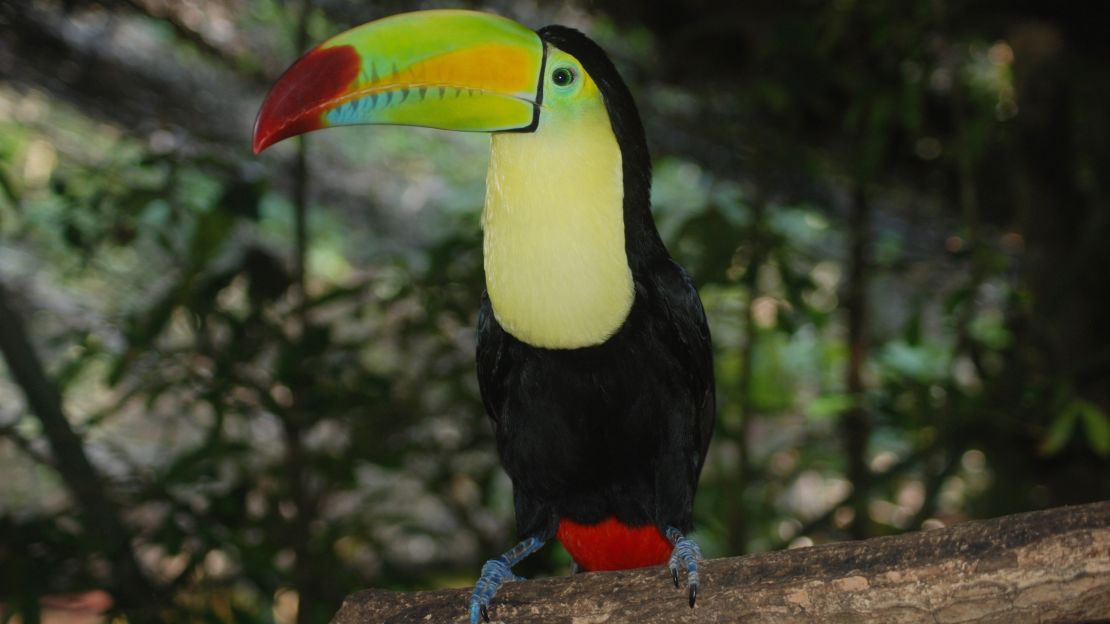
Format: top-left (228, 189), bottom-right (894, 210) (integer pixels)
top-left (466, 537), bottom-right (545, 622)
top-left (665, 529), bottom-right (703, 608)
top-left (468, 557), bottom-right (523, 623)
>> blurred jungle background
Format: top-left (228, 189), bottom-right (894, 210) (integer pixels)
top-left (1, 0), bottom-right (1109, 621)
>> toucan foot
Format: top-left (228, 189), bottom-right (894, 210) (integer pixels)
top-left (467, 536), bottom-right (545, 623)
top-left (665, 527), bottom-right (703, 608)
top-left (469, 558), bottom-right (524, 623)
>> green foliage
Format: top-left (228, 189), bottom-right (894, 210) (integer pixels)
top-left (1043, 400), bottom-right (1110, 458)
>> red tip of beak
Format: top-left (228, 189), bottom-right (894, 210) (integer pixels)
top-left (252, 44), bottom-right (362, 154)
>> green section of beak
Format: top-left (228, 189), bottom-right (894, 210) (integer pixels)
top-left (253, 10), bottom-right (544, 153)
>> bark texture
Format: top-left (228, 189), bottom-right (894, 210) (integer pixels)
top-left (333, 500), bottom-right (1110, 623)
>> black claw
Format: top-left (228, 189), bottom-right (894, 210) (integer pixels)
top-left (671, 567), bottom-right (680, 588)
top-left (688, 584), bottom-right (698, 608)
top-left (481, 604), bottom-right (489, 622)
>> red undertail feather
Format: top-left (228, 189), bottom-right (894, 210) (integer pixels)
top-left (556, 517), bottom-right (673, 572)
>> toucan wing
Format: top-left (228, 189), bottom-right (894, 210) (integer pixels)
top-left (655, 258), bottom-right (716, 483)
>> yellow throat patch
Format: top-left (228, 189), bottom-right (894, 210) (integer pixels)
top-left (482, 51), bottom-right (633, 349)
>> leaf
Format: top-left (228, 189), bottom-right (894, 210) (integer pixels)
top-left (807, 393), bottom-right (856, 421)
top-left (216, 179), bottom-right (262, 221)
top-left (0, 163), bottom-right (19, 208)
top-left (1043, 399), bottom-right (1110, 457)
top-left (186, 207), bottom-right (236, 269)
top-left (1040, 408), bottom-right (1076, 457)
top-left (878, 340), bottom-right (949, 383)
top-left (1076, 400), bottom-right (1110, 457)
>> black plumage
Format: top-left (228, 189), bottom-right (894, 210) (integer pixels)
top-left (476, 26), bottom-right (715, 545)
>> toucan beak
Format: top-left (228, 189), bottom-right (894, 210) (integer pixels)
top-left (252, 10), bottom-right (544, 154)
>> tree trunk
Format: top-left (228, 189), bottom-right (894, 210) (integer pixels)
top-left (0, 282), bottom-right (163, 616)
top-left (841, 181), bottom-right (873, 540)
top-left (332, 501), bottom-right (1110, 623)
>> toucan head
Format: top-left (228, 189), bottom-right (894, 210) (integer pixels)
top-left (251, 10), bottom-right (641, 157)
top-left (253, 10), bottom-right (664, 349)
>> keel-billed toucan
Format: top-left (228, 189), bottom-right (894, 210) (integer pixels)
top-left (253, 10), bottom-right (715, 622)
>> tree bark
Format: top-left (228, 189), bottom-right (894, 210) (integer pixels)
top-left (332, 501), bottom-right (1110, 623)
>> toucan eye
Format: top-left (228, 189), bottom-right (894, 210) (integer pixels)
top-left (552, 67), bottom-right (576, 87)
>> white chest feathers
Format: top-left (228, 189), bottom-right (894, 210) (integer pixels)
top-left (482, 107), bottom-right (634, 350)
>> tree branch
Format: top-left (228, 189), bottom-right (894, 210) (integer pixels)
top-left (332, 501), bottom-right (1110, 623)
top-left (0, 417), bottom-right (55, 467)
top-left (0, 281), bottom-right (163, 613)
top-left (115, 0), bottom-right (270, 83)
top-left (841, 180), bottom-right (873, 540)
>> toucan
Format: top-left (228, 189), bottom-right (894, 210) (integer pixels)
top-left (252, 10), bottom-right (715, 622)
